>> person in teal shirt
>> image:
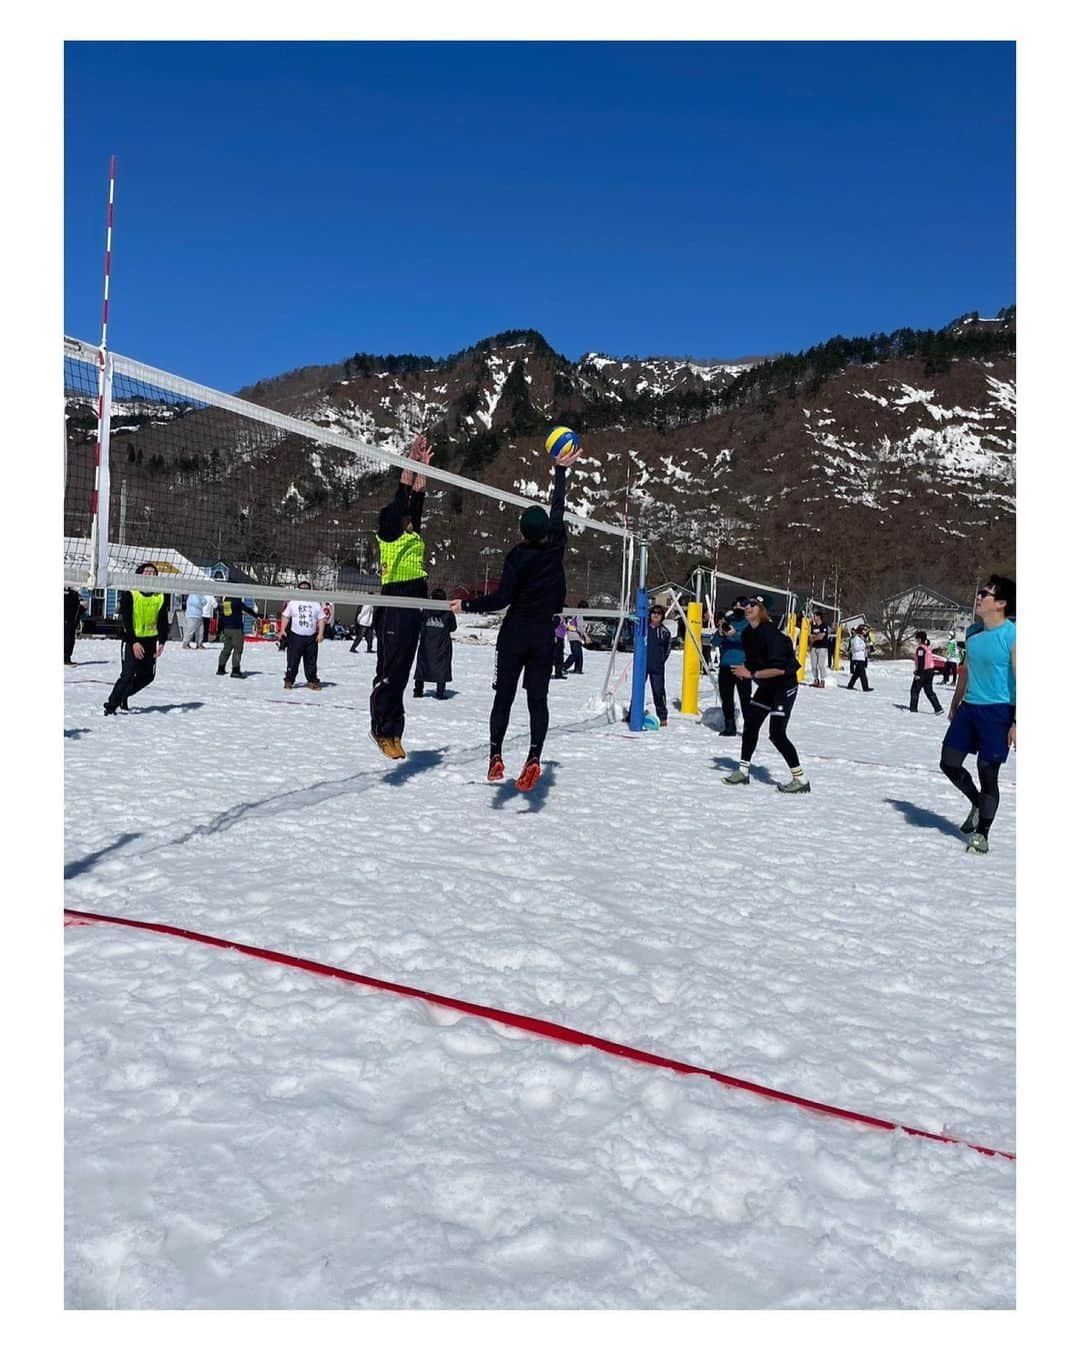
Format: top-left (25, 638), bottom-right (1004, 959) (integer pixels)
top-left (939, 575), bottom-right (1016, 854)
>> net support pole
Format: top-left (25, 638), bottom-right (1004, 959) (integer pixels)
top-left (628, 542), bottom-right (649, 732)
top-left (680, 601), bottom-right (703, 715)
top-left (796, 614), bottom-right (810, 684)
top-left (88, 350), bottom-right (114, 590)
top-left (833, 622), bottom-right (844, 672)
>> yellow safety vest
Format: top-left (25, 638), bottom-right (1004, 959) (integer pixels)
top-left (377, 530), bottom-right (427, 586)
top-left (132, 591), bottom-right (165, 638)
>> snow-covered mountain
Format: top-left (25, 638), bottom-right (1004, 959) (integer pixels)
top-left (65, 316), bottom-right (1015, 606)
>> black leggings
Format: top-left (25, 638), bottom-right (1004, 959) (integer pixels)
top-left (105, 642), bottom-right (157, 711)
top-left (491, 622), bottom-right (553, 758)
top-left (910, 670), bottom-right (942, 713)
top-left (940, 746), bottom-right (1001, 834)
top-left (741, 687), bottom-right (801, 769)
top-left (847, 660), bottom-right (870, 690)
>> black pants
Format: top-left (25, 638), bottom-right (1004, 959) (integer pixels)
top-left (285, 633), bottom-right (319, 684)
top-left (552, 637), bottom-right (566, 677)
top-left (491, 621), bottom-right (553, 757)
top-left (940, 746), bottom-right (1002, 836)
top-left (741, 686), bottom-right (801, 769)
top-left (64, 615), bottom-right (79, 663)
top-left (717, 667), bottom-right (751, 726)
top-left (847, 660), bottom-right (870, 690)
top-left (647, 669), bottom-right (668, 722)
top-left (371, 603), bottom-right (424, 738)
top-left (105, 641), bottom-right (157, 711)
top-left (565, 639), bottom-right (584, 674)
top-left (940, 661), bottom-right (957, 686)
top-left (909, 670), bottom-right (942, 713)
top-left (350, 625), bottom-right (374, 653)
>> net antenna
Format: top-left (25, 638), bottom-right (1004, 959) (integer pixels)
top-left (64, 338), bottom-right (636, 619)
top-left (87, 155), bottom-right (117, 591)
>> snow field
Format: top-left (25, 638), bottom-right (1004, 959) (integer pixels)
top-left (64, 635), bottom-right (1014, 1309)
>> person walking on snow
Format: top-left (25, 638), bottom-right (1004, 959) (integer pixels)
top-left (413, 588), bottom-right (456, 699)
top-left (645, 604), bottom-right (672, 726)
top-left (941, 630), bottom-right (960, 686)
top-left (350, 603), bottom-right (375, 653)
top-left (215, 595), bottom-right (259, 677)
top-left (279, 581), bottom-right (326, 691)
top-left (939, 575), bottom-right (1016, 855)
top-left (909, 630), bottom-right (944, 714)
top-left (846, 625), bottom-right (874, 691)
top-left (564, 612), bottom-right (589, 674)
top-left (103, 562), bottom-right (170, 715)
top-left (552, 615), bottom-right (568, 678)
top-left (450, 444), bottom-right (582, 791)
top-left (722, 596), bottom-right (810, 792)
top-left (64, 586), bottom-right (85, 664)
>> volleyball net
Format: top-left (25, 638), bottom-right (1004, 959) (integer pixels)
top-left (63, 336), bottom-right (635, 618)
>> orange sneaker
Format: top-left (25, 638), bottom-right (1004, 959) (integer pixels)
top-left (515, 757), bottom-right (542, 791)
top-left (487, 753), bottom-right (505, 782)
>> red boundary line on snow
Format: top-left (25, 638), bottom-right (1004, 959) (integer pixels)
top-left (63, 907), bottom-right (1015, 1162)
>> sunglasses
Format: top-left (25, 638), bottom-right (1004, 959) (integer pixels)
top-left (976, 588), bottom-right (997, 599)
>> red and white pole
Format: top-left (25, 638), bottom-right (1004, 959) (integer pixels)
top-left (89, 156), bottom-right (117, 589)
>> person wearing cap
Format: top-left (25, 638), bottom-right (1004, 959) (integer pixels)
top-left (279, 580), bottom-right (326, 691)
top-left (103, 562), bottom-right (170, 715)
top-left (713, 605), bottom-right (750, 736)
top-left (370, 435), bottom-right (433, 759)
top-left (450, 445), bottom-right (582, 790)
top-left (722, 595), bottom-right (810, 792)
top-left (846, 624), bottom-right (874, 692)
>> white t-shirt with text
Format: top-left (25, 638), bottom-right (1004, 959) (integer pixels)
top-left (282, 599), bottom-right (324, 637)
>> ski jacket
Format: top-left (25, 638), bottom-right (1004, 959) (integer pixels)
top-left (463, 467), bottom-right (568, 623)
top-left (850, 633), bottom-right (868, 662)
top-left (713, 617), bottom-right (747, 667)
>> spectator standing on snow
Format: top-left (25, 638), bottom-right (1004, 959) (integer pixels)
top-left (350, 603), bottom-right (375, 653)
top-left (564, 612), bottom-right (589, 674)
top-left (201, 593), bottom-right (217, 644)
top-left (552, 615), bottom-right (568, 679)
top-left (103, 562), bottom-right (170, 715)
top-left (846, 625), bottom-right (873, 691)
top-left (909, 630), bottom-right (944, 714)
top-left (183, 591), bottom-right (205, 649)
top-left (413, 588), bottom-right (456, 699)
top-left (370, 435), bottom-right (432, 760)
top-left (808, 610), bottom-right (831, 687)
top-left (941, 630), bottom-right (960, 686)
top-left (280, 580), bottom-right (326, 691)
top-left (64, 586), bottom-right (85, 665)
top-left (215, 596), bottom-right (259, 678)
top-left (712, 609), bottom-right (746, 736)
top-left (646, 604), bottom-right (672, 726)
top-left (723, 595), bottom-right (809, 793)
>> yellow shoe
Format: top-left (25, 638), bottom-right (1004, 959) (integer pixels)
top-left (388, 737), bottom-right (407, 760)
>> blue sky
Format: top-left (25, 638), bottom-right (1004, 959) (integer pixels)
top-left (64, 40), bottom-right (1015, 392)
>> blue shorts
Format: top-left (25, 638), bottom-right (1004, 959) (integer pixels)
top-left (942, 701), bottom-right (1013, 764)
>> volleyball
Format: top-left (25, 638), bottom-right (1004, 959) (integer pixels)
top-left (545, 426), bottom-right (580, 463)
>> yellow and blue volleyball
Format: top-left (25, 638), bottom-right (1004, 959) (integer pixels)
top-left (545, 425), bottom-right (580, 463)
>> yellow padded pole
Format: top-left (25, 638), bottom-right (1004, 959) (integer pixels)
top-left (681, 601), bottom-right (702, 715)
top-left (796, 614), bottom-right (810, 683)
top-left (832, 623), bottom-right (844, 672)
top-left (786, 610), bottom-right (797, 642)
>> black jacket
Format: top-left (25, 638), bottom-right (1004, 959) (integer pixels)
top-left (118, 590), bottom-right (170, 647)
top-left (416, 610), bottom-right (456, 683)
top-left (64, 588), bottom-right (84, 623)
top-left (216, 597), bottom-right (259, 630)
top-left (742, 621), bottom-right (799, 695)
top-left (462, 468), bottom-right (568, 624)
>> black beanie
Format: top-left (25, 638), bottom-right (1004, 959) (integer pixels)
top-left (521, 505), bottom-right (549, 542)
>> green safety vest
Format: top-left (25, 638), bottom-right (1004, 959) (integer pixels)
top-left (132, 591), bottom-right (165, 638)
top-left (377, 529), bottom-right (427, 586)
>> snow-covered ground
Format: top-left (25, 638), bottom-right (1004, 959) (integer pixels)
top-left (63, 632), bottom-right (1014, 1310)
